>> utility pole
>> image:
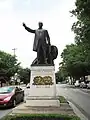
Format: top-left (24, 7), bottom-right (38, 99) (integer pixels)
top-left (12, 48), bottom-right (17, 57)
top-left (12, 48), bottom-right (17, 84)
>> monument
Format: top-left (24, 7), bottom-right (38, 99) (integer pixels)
top-left (23, 22), bottom-right (59, 106)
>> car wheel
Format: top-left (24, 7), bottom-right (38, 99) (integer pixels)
top-left (12, 99), bottom-right (16, 107)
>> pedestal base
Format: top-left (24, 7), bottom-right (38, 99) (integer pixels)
top-left (26, 99), bottom-right (60, 107)
top-left (26, 66), bottom-right (58, 107)
top-left (29, 66), bottom-right (56, 98)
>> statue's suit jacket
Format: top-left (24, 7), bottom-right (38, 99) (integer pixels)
top-left (24, 26), bottom-right (50, 52)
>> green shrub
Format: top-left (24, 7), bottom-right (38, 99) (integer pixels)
top-left (59, 96), bottom-right (67, 103)
top-left (1, 114), bottom-right (80, 120)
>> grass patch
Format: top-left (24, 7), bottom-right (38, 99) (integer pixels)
top-left (59, 96), bottom-right (67, 103)
top-left (1, 114), bottom-right (80, 120)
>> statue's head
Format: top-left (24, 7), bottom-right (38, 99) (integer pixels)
top-left (38, 22), bottom-right (43, 28)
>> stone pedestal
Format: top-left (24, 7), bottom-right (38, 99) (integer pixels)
top-left (29, 66), bottom-right (56, 98)
top-left (26, 65), bottom-right (59, 107)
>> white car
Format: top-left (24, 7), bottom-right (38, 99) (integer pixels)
top-left (87, 82), bottom-right (90, 89)
top-left (80, 82), bottom-right (87, 88)
top-left (74, 80), bottom-right (80, 87)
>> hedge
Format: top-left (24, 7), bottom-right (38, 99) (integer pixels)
top-left (1, 114), bottom-right (80, 120)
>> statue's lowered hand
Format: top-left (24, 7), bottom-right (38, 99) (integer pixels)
top-left (23, 22), bottom-right (26, 27)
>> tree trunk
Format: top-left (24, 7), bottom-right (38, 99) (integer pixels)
top-left (70, 76), bottom-right (73, 85)
top-left (1, 82), bottom-right (2, 87)
top-left (83, 76), bottom-right (86, 82)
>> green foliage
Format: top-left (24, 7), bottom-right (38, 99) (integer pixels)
top-left (71, 0), bottom-right (90, 43)
top-left (60, 44), bottom-right (90, 78)
top-left (58, 0), bottom-right (90, 80)
top-left (18, 68), bottom-right (31, 84)
top-left (0, 50), bottom-right (20, 82)
top-left (71, 0), bottom-right (90, 56)
top-left (59, 96), bottom-right (67, 103)
top-left (55, 71), bottom-right (66, 83)
top-left (1, 114), bottom-right (80, 120)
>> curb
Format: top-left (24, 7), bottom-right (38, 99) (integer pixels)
top-left (68, 101), bottom-right (88, 120)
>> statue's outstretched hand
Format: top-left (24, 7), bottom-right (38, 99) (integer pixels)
top-left (23, 22), bottom-right (26, 27)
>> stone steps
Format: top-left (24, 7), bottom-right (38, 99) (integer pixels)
top-left (11, 103), bottom-right (75, 115)
top-left (26, 96), bottom-right (59, 100)
top-left (26, 99), bottom-right (60, 107)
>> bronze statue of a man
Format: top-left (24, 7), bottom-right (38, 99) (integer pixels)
top-left (23, 22), bottom-right (50, 64)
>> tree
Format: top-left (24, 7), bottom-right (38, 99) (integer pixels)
top-left (18, 68), bottom-right (31, 84)
top-left (60, 44), bottom-right (90, 80)
top-left (71, 0), bottom-right (90, 44)
top-left (58, 0), bottom-right (90, 82)
top-left (0, 50), bottom-right (20, 86)
top-left (69, 0), bottom-right (90, 80)
top-left (55, 72), bottom-right (63, 84)
top-left (71, 0), bottom-right (90, 62)
top-left (55, 70), bottom-right (68, 84)
top-left (56, 62), bottom-right (69, 83)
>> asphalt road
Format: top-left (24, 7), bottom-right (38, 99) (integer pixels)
top-left (0, 85), bottom-right (90, 119)
top-left (0, 109), bottom-right (12, 119)
top-left (56, 84), bottom-right (90, 119)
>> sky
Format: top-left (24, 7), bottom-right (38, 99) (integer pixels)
top-left (0, 0), bottom-right (76, 71)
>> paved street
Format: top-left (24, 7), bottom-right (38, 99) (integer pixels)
top-left (0, 109), bottom-right (12, 119)
top-left (56, 84), bottom-right (90, 119)
top-left (0, 84), bottom-right (90, 119)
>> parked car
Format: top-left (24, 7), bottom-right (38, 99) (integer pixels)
top-left (0, 86), bottom-right (24, 108)
top-left (87, 82), bottom-right (90, 89)
top-left (74, 80), bottom-right (80, 87)
top-left (26, 83), bottom-right (30, 88)
top-left (80, 82), bottom-right (87, 88)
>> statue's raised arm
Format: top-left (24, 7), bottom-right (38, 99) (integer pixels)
top-left (23, 22), bottom-right (35, 33)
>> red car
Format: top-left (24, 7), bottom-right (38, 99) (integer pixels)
top-left (0, 86), bottom-right (24, 108)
